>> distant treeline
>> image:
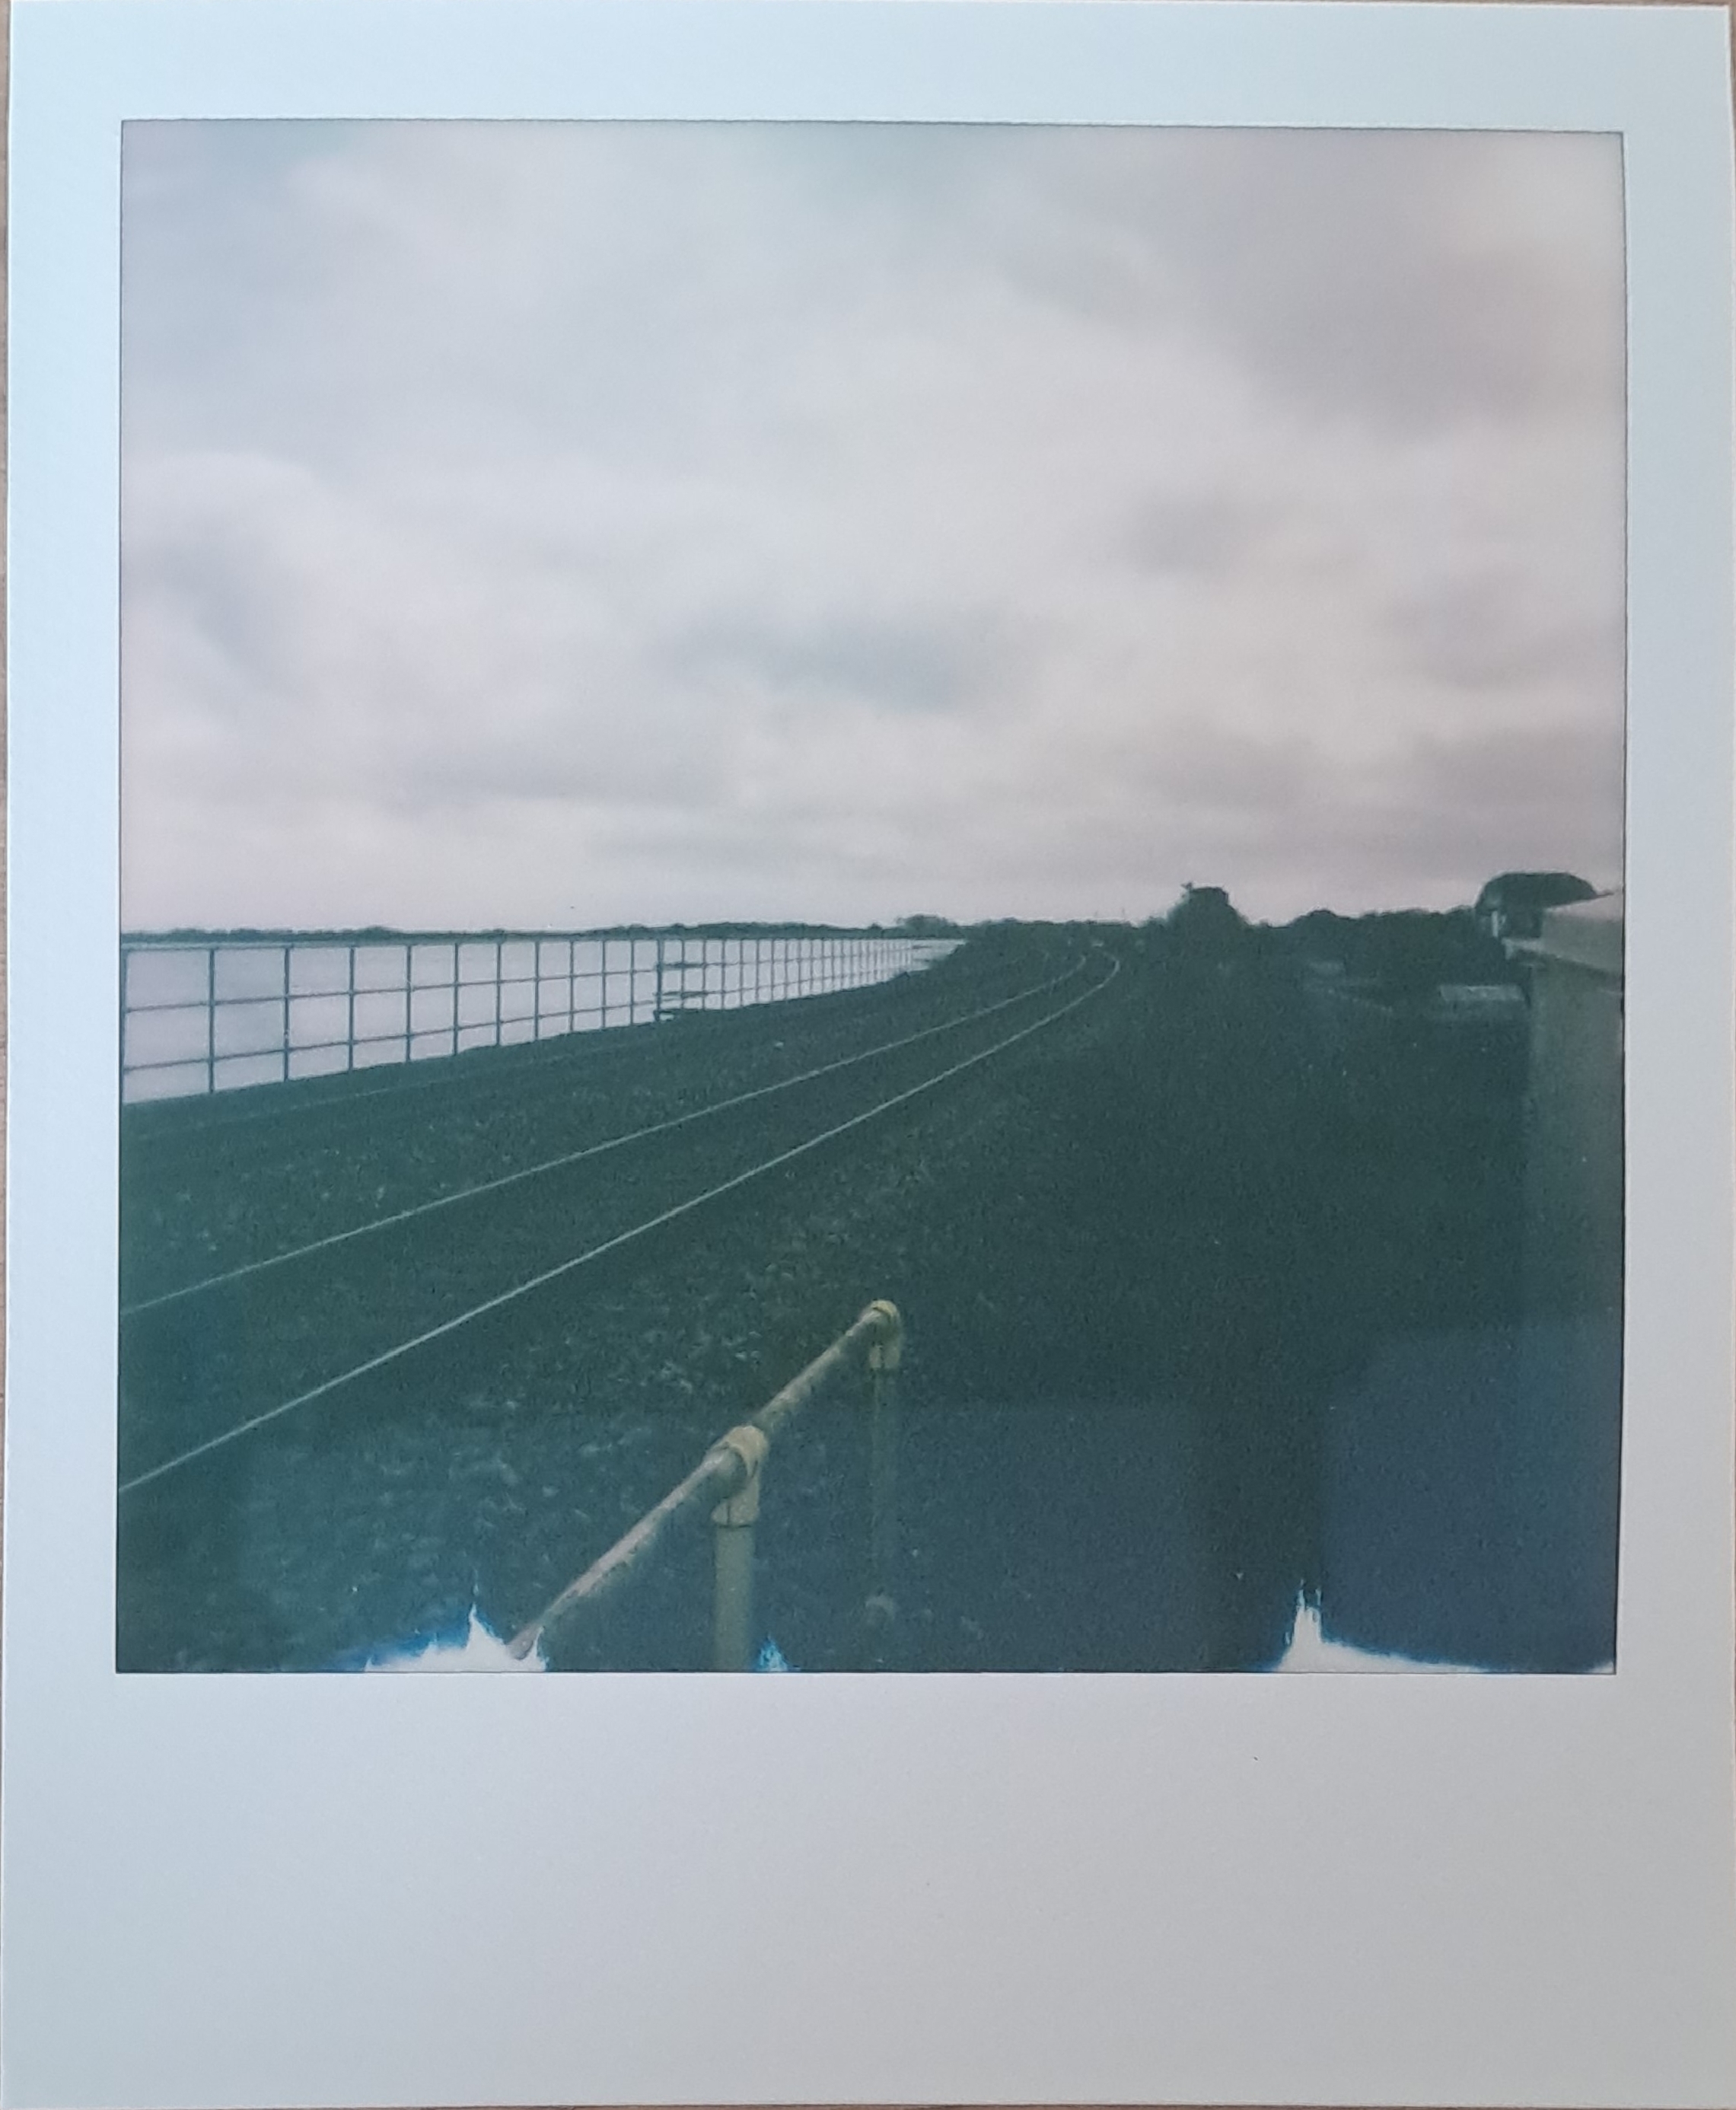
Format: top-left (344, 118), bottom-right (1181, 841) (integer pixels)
top-left (1271, 906), bottom-right (1511, 991)
top-left (123, 919), bottom-right (954, 946)
top-left (124, 897), bottom-right (1509, 993)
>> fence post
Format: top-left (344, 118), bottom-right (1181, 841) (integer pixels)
top-left (599, 937), bottom-right (608, 1031)
top-left (346, 945), bottom-right (357, 1071)
top-left (864, 1299), bottom-right (903, 1668)
top-left (205, 945), bottom-right (216, 1095)
top-left (712, 1425), bottom-right (770, 1671)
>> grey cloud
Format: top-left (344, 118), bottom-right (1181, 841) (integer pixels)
top-left (1388, 572), bottom-right (1624, 693)
top-left (1118, 493), bottom-right (1262, 575)
top-left (1094, 717), bottom-right (1324, 816)
top-left (979, 128), bottom-right (1624, 436)
top-left (1257, 722), bottom-right (1626, 910)
top-left (1396, 720), bottom-right (1624, 831)
top-left (1034, 714), bottom-right (1623, 919)
top-left (119, 123), bottom-right (1626, 932)
top-left (660, 610), bottom-right (1017, 716)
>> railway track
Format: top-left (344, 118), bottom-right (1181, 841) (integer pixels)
top-left (119, 940), bottom-right (1075, 1294)
top-left (118, 948), bottom-right (1121, 1494)
top-left (123, 955), bottom-right (1092, 1316)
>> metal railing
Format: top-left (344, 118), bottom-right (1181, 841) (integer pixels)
top-left (120, 927), bottom-right (960, 1104)
top-left (510, 1300), bottom-right (903, 1671)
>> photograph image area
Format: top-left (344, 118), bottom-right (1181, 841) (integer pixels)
top-left (116, 122), bottom-right (1626, 1674)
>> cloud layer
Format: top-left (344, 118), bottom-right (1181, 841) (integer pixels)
top-left (121, 122), bottom-right (1626, 929)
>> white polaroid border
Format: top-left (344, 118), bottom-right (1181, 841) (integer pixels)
top-left (5, 4), bottom-right (1734, 2106)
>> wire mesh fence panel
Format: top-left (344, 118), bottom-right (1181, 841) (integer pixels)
top-left (120, 928), bottom-right (963, 1101)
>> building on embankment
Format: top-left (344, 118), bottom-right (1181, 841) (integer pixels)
top-left (1474, 869), bottom-right (1598, 944)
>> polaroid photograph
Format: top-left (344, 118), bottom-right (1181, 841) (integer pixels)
top-left (116, 117), bottom-right (1625, 1683)
top-left (5, 4), bottom-right (1734, 2107)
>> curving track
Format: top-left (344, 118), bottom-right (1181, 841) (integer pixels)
top-left (123, 939), bottom-right (1079, 1298)
top-left (119, 946), bottom-right (1120, 1495)
top-left (123, 955), bottom-right (1093, 1316)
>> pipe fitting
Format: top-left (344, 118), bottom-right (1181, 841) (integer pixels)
top-left (866, 1299), bottom-right (903, 1371)
top-left (711, 1423), bottom-right (769, 1526)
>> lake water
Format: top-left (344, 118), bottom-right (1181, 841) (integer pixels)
top-left (121, 929), bottom-right (960, 1103)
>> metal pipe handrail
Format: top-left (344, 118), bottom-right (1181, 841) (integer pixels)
top-left (509, 1299), bottom-right (903, 1669)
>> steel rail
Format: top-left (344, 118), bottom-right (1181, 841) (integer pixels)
top-left (117, 953), bottom-right (1120, 1496)
top-left (121, 958), bottom-right (1088, 1316)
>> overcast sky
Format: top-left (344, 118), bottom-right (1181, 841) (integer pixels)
top-left (120, 121), bottom-right (1626, 931)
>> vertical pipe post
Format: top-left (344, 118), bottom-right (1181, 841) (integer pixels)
top-left (281, 942), bottom-right (291, 1083)
top-left (655, 934), bottom-right (666, 1021)
top-left (205, 945), bottom-right (216, 1095)
top-left (533, 938), bottom-right (543, 1044)
top-left (346, 944), bottom-right (356, 1071)
top-left (599, 936), bottom-right (608, 1031)
top-left (451, 941), bottom-right (460, 1058)
top-left (711, 1427), bottom-right (769, 1672)
top-left (493, 937), bottom-right (503, 1047)
top-left (864, 1300), bottom-right (903, 1669)
top-left (403, 943), bottom-right (413, 1065)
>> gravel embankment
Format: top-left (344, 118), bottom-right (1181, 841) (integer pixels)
top-left (117, 926), bottom-right (1530, 1674)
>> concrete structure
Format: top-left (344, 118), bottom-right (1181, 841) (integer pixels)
top-left (1519, 891), bottom-right (1623, 1317)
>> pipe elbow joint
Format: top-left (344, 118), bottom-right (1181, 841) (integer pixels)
top-left (866, 1299), bottom-right (904, 1371)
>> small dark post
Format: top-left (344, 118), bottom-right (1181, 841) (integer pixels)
top-left (205, 945), bottom-right (216, 1095)
top-left (346, 944), bottom-right (357, 1070)
top-left (280, 942), bottom-right (291, 1082)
